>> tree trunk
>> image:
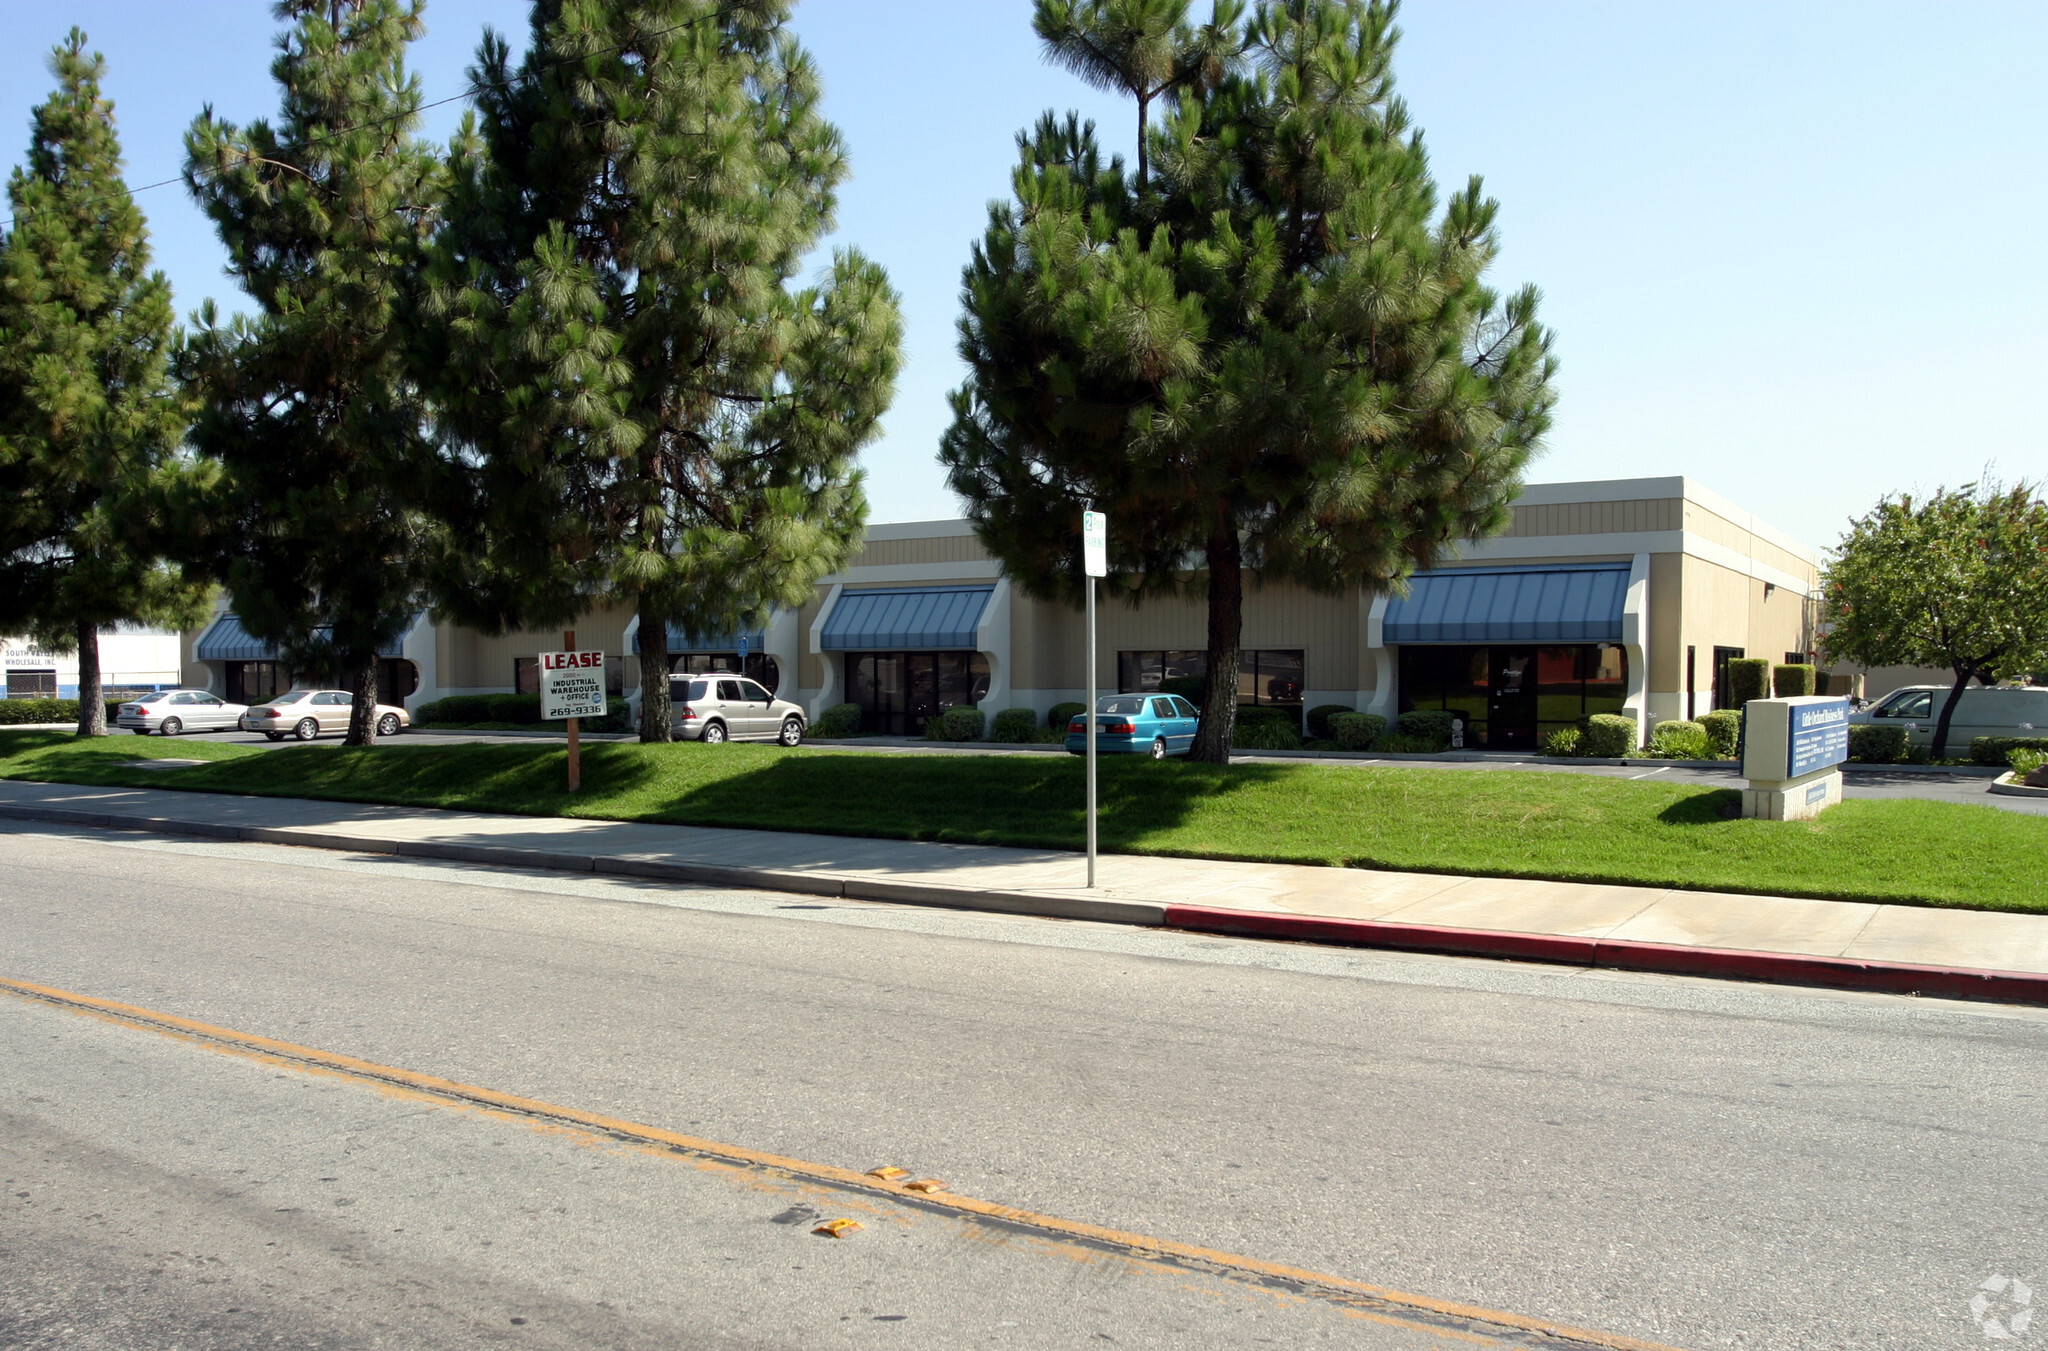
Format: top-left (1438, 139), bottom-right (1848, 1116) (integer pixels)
top-left (1930, 665), bottom-right (1974, 762)
top-left (344, 654), bottom-right (379, 746)
top-left (74, 619), bottom-right (105, 737)
top-left (637, 594), bottom-right (673, 743)
top-left (1187, 517), bottom-right (1242, 764)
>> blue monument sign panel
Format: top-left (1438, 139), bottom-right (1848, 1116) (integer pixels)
top-left (1787, 699), bottom-right (1851, 777)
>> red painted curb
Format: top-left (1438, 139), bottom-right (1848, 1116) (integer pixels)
top-left (1162, 904), bottom-right (2048, 1007)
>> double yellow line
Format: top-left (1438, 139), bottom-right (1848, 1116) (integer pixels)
top-left (1, 974), bottom-right (1686, 1351)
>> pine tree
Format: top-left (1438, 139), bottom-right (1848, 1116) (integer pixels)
top-left (0, 30), bottom-right (210, 736)
top-left (942, 0), bottom-right (1557, 762)
top-left (182, 0), bottom-right (443, 745)
top-left (423, 0), bottom-right (902, 742)
top-left (1821, 483), bottom-right (2048, 762)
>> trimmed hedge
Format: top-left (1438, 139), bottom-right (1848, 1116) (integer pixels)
top-left (1306, 704), bottom-right (1352, 740)
top-left (990, 708), bottom-right (1040, 743)
top-left (0, 697), bottom-right (127, 726)
top-left (1328, 711), bottom-right (1385, 751)
top-left (1395, 709), bottom-right (1455, 752)
top-left (1157, 676), bottom-right (1205, 702)
top-left (1650, 719), bottom-right (1710, 760)
top-left (1849, 724), bottom-right (1908, 764)
top-left (1582, 713), bottom-right (1638, 758)
top-left (1232, 705), bottom-right (1303, 751)
top-left (1373, 733), bottom-right (1441, 754)
top-left (1727, 657), bottom-right (1771, 706)
top-left (925, 706), bottom-right (985, 741)
top-left (414, 693), bottom-right (630, 733)
top-left (1773, 663), bottom-right (1817, 697)
top-left (1046, 701), bottom-right (1086, 731)
top-left (812, 703), bottom-right (862, 738)
top-left (1699, 708), bottom-right (1743, 760)
top-left (1971, 735), bottom-right (2048, 768)
top-left (1541, 726), bottom-right (1582, 757)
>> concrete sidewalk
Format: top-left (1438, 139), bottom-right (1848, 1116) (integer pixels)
top-left (3, 777), bottom-right (2045, 1005)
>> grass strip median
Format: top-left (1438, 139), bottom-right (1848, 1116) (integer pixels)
top-left (2, 728), bottom-right (2040, 913)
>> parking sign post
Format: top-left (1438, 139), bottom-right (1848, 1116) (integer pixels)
top-left (1082, 509), bottom-right (1107, 888)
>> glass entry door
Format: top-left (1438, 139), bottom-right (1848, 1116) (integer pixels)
top-left (1486, 647), bottom-right (1538, 749)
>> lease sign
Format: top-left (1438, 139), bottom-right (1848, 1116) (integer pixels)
top-left (539, 650), bottom-right (607, 721)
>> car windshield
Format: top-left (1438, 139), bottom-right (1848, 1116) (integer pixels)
top-left (1096, 697), bottom-right (1148, 715)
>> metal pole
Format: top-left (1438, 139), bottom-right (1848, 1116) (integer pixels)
top-left (563, 629), bottom-right (581, 794)
top-left (1086, 576), bottom-right (1097, 888)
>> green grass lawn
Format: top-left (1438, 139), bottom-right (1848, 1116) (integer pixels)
top-left (2, 728), bottom-right (2042, 913)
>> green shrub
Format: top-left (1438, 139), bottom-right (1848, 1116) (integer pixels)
top-left (2, 697), bottom-right (190, 728)
top-left (1231, 706), bottom-right (1303, 751)
top-left (1849, 724), bottom-right (1908, 764)
top-left (1046, 701), bottom-right (1086, 731)
top-left (1813, 668), bottom-right (1835, 697)
top-left (1394, 709), bottom-right (1455, 751)
top-left (1581, 713), bottom-right (1638, 758)
top-left (411, 692), bottom-right (627, 732)
top-left (1373, 732), bottom-right (1439, 754)
top-left (925, 706), bottom-right (985, 741)
top-left (2009, 747), bottom-right (2048, 779)
top-left (1650, 719), bottom-right (1710, 760)
top-left (1158, 676), bottom-right (1206, 702)
top-left (812, 703), bottom-right (862, 738)
top-left (1971, 735), bottom-right (2048, 767)
top-left (1699, 708), bottom-right (1743, 759)
top-left (1773, 663), bottom-right (1817, 697)
top-left (1541, 726), bottom-right (1582, 757)
top-left (990, 708), bottom-right (1040, 743)
top-left (1306, 704), bottom-right (1352, 740)
top-left (1328, 711), bottom-right (1385, 751)
top-left (1727, 657), bottom-right (1771, 706)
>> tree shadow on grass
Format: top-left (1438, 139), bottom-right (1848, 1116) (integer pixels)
top-left (647, 751), bottom-right (1297, 868)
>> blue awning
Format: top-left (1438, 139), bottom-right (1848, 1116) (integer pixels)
top-left (820, 586), bottom-right (995, 652)
top-left (644, 623), bottom-right (767, 654)
top-left (1382, 564), bottom-right (1630, 644)
top-left (194, 614), bottom-right (412, 662)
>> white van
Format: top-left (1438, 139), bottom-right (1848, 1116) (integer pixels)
top-left (1848, 685), bottom-right (2048, 751)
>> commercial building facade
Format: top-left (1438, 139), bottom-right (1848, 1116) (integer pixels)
top-left (176, 476), bottom-right (1825, 750)
top-left (3, 626), bottom-right (183, 700)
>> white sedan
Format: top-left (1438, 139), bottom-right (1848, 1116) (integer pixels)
top-left (239, 689), bottom-right (411, 741)
top-left (116, 690), bottom-right (249, 736)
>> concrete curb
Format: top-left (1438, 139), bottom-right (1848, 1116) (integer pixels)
top-left (1989, 775), bottom-right (2048, 799)
top-left (5, 797), bottom-right (2039, 1008)
top-left (1163, 904), bottom-right (2048, 1007)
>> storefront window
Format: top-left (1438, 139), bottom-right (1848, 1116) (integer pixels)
top-left (1117, 649), bottom-right (1303, 706)
top-left (844, 651), bottom-right (990, 735)
top-left (670, 652), bottom-right (779, 695)
top-left (1401, 644), bottom-right (1626, 750)
top-left (225, 661), bottom-right (286, 705)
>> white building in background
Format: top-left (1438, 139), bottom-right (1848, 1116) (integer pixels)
top-left (1, 626), bottom-right (183, 699)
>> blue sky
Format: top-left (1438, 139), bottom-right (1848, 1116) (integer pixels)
top-left (3, 1), bottom-right (2044, 550)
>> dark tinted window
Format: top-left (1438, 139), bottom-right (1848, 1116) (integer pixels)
top-left (716, 679), bottom-right (743, 701)
top-left (737, 680), bottom-right (771, 702)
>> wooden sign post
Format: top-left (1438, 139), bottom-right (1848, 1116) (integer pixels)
top-left (563, 630), bottom-right (580, 793)
top-left (539, 633), bottom-right (606, 794)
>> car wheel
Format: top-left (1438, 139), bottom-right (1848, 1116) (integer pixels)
top-left (376, 713), bottom-right (400, 737)
top-left (1150, 736), bottom-right (1167, 760)
top-left (159, 717), bottom-right (183, 737)
top-left (700, 720), bottom-right (728, 744)
top-left (265, 733), bottom-right (285, 742)
top-left (293, 718), bottom-right (320, 742)
top-left (778, 717), bottom-right (804, 747)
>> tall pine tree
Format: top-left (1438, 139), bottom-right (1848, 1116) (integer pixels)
top-left (0, 30), bottom-right (209, 736)
top-left (183, 0), bottom-right (442, 745)
top-left (423, 0), bottom-right (902, 741)
top-left (942, 0), bottom-right (1557, 761)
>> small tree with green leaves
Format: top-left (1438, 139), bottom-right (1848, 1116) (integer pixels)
top-left (182, 0), bottom-right (443, 745)
top-left (1821, 483), bottom-right (2048, 760)
top-left (423, 0), bottom-right (902, 742)
top-left (943, 0), bottom-right (1556, 763)
top-left (0, 30), bottom-right (211, 735)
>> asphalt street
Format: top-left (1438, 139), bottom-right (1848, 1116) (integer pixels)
top-left (4, 821), bottom-right (2044, 1349)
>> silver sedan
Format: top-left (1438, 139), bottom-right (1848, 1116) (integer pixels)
top-left (115, 690), bottom-right (249, 736)
top-left (239, 689), bottom-right (412, 741)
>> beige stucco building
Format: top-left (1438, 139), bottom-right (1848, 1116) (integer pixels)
top-left (179, 475), bottom-right (1825, 750)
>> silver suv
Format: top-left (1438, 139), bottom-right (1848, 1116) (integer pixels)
top-left (629, 675), bottom-right (807, 745)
